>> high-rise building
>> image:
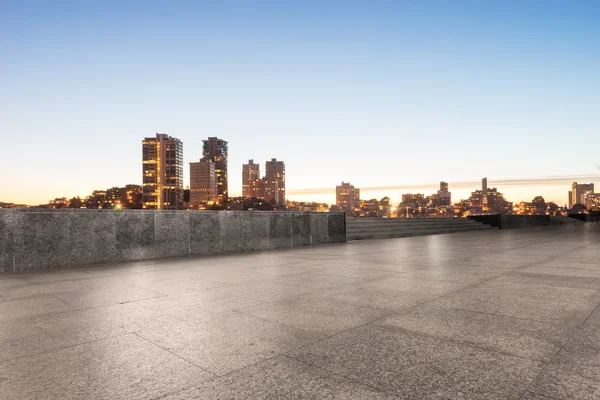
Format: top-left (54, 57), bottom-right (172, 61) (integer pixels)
top-left (481, 177), bottom-right (488, 210)
top-left (142, 133), bottom-right (184, 210)
top-left (203, 137), bottom-right (228, 204)
top-left (437, 181), bottom-right (451, 206)
top-left (336, 182), bottom-right (360, 215)
top-left (264, 158), bottom-right (286, 205)
top-left (571, 182), bottom-right (594, 206)
top-left (189, 159), bottom-right (217, 206)
top-left (568, 191), bottom-right (573, 209)
top-left (242, 160), bottom-right (261, 198)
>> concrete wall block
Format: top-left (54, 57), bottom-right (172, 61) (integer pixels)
top-left (269, 213), bottom-right (292, 249)
top-left (292, 213), bottom-right (311, 247)
top-left (309, 213), bottom-right (329, 245)
top-left (69, 210), bottom-right (117, 266)
top-left (153, 211), bottom-right (190, 259)
top-left (189, 212), bottom-right (221, 256)
top-left (327, 213), bottom-right (347, 243)
top-left (0, 212), bottom-right (15, 272)
top-left (219, 212), bottom-right (270, 253)
top-left (115, 211), bottom-right (155, 261)
top-left (12, 212), bottom-right (71, 270)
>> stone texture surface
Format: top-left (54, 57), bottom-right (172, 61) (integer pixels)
top-left (0, 210), bottom-right (346, 270)
top-left (0, 334), bottom-right (213, 400)
top-left (0, 223), bottom-right (599, 399)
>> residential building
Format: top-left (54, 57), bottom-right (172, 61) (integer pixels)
top-left (437, 181), bottom-right (451, 206)
top-left (586, 193), bottom-right (600, 211)
top-left (568, 191), bottom-right (573, 209)
top-left (572, 182), bottom-right (594, 206)
top-left (242, 160), bottom-right (261, 198)
top-left (190, 158), bottom-right (217, 206)
top-left (264, 158), bottom-right (286, 205)
top-left (336, 182), bottom-right (360, 215)
top-left (203, 137), bottom-right (228, 204)
top-left (142, 133), bottom-right (184, 210)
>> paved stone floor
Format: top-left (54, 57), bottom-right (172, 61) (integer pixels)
top-left (1, 224), bottom-right (599, 399)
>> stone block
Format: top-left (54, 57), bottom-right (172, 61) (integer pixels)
top-left (291, 213), bottom-right (311, 247)
top-left (309, 213), bottom-right (329, 245)
top-left (153, 211), bottom-right (190, 258)
top-left (189, 212), bottom-right (220, 255)
top-left (219, 212), bottom-right (270, 253)
top-left (69, 211), bottom-right (117, 266)
top-left (12, 211), bottom-right (71, 270)
top-left (0, 212), bottom-right (15, 272)
top-left (115, 211), bottom-right (155, 261)
top-left (328, 213), bottom-right (346, 243)
top-left (269, 213), bottom-right (292, 249)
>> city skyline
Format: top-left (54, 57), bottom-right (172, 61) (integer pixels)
top-left (2, 1), bottom-right (600, 205)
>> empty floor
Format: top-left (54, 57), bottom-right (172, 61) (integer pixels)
top-left (1, 224), bottom-right (599, 399)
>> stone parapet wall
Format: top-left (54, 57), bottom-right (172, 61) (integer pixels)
top-left (0, 210), bottom-right (346, 272)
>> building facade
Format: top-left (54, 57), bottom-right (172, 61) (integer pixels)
top-left (571, 182), bottom-right (594, 206)
top-left (242, 159), bottom-right (261, 199)
top-left (203, 137), bottom-right (228, 205)
top-left (142, 133), bottom-right (184, 210)
top-left (189, 159), bottom-right (217, 206)
top-left (586, 193), bottom-right (600, 211)
top-left (336, 182), bottom-right (360, 215)
top-left (264, 158), bottom-right (286, 205)
top-left (437, 181), bottom-right (451, 206)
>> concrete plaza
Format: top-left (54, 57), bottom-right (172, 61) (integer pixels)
top-left (1, 224), bottom-right (599, 399)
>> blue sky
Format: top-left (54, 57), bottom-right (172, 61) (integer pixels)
top-left (1, 1), bottom-right (599, 205)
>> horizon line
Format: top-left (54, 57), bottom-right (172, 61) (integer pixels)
top-left (286, 174), bottom-right (600, 195)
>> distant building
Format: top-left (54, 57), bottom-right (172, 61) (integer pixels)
top-left (572, 182), bottom-right (594, 206)
top-left (359, 199), bottom-right (380, 217)
top-left (463, 178), bottom-right (512, 214)
top-left (242, 160), bottom-right (261, 199)
top-left (437, 182), bottom-right (451, 206)
top-left (402, 193), bottom-right (425, 203)
top-left (286, 201), bottom-right (329, 212)
top-left (203, 137), bottom-right (228, 205)
top-left (264, 158), bottom-right (286, 205)
top-left (568, 191), bottom-right (573, 209)
top-left (190, 158), bottom-right (217, 206)
top-left (142, 133), bottom-right (184, 210)
top-left (336, 182), bottom-right (360, 215)
top-left (586, 193), bottom-right (600, 211)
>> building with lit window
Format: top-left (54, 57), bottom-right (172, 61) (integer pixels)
top-left (437, 181), bottom-right (451, 206)
top-left (463, 178), bottom-right (512, 214)
top-left (203, 137), bottom-right (228, 205)
top-left (142, 133), bottom-right (184, 210)
top-left (264, 158), bottom-right (286, 205)
top-left (336, 182), bottom-right (360, 215)
top-left (242, 160), bottom-right (261, 199)
top-left (571, 182), bottom-right (594, 207)
top-left (586, 193), bottom-right (600, 211)
top-left (190, 158), bottom-right (217, 207)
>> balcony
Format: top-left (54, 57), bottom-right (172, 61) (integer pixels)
top-left (0, 223), bottom-right (599, 399)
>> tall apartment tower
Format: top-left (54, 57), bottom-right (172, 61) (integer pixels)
top-left (242, 160), bottom-right (261, 198)
top-left (142, 133), bottom-right (183, 210)
top-left (336, 182), bottom-right (360, 215)
top-left (568, 191), bottom-right (573, 209)
top-left (189, 159), bottom-right (217, 206)
top-left (264, 158), bottom-right (286, 205)
top-left (571, 182), bottom-right (594, 206)
top-left (481, 177), bottom-right (488, 211)
top-left (202, 137), bottom-right (228, 204)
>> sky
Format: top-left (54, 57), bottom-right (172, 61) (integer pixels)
top-left (1, 0), bottom-right (599, 206)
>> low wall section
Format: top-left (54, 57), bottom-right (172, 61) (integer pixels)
top-left (0, 210), bottom-right (346, 272)
top-left (468, 215), bottom-right (552, 229)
